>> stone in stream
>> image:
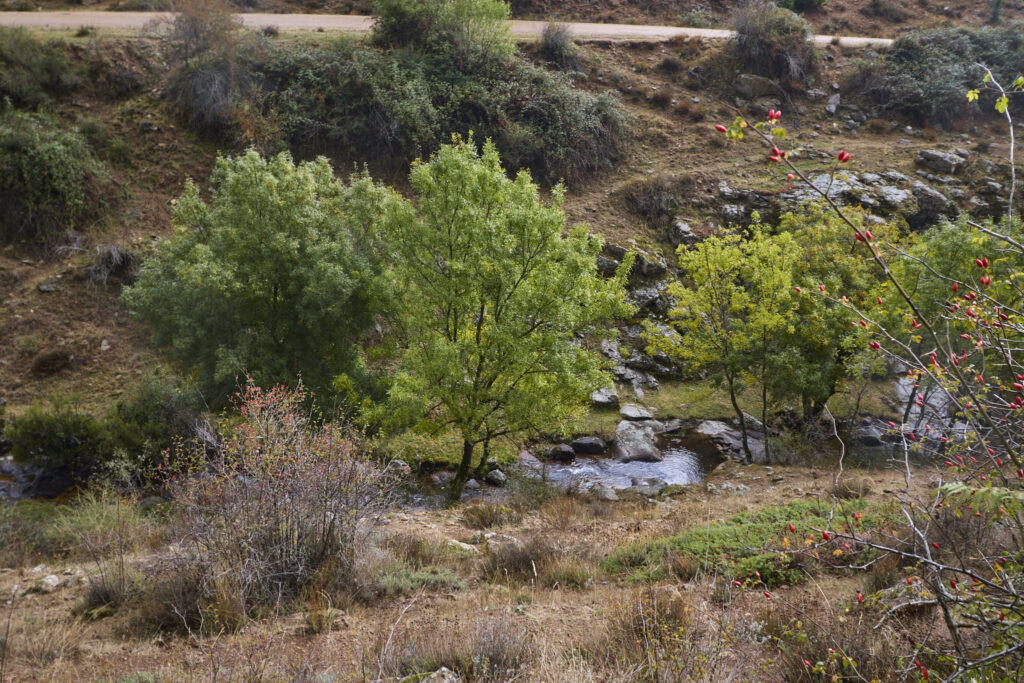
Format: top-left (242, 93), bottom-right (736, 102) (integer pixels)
top-left (613, 420), bottom-right (661, 463)
top-left (571, 437), bottom-right (607, 454)
top-left (690, 420), bottom-right (766, 464)
top-left (548, 444), bottom-right (576, 462)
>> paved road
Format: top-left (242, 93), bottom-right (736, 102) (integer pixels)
top-left (0, 11), bottom-right (893, 47)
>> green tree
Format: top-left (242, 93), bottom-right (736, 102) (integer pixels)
top-left (646, 227), bottom-right (798, 462)
top-left (382, 138), bottom-right (634, 502)
top-left (123, 150), bottom-right (394, 404)
top-left (771, 207), bottom-right (886, 420)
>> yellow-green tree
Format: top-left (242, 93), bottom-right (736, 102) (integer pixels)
top-left (383, 138), bottom-right (634, 502)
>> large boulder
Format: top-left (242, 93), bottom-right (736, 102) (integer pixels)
top-left (734, 73), bottom-right (780, 99)
top-left (571, 437), bottom-right (607, 454)
top-left (916, 149), bottom-right (966, 175)
top-left (591, 385), bottom-right (619, 408)
top-left (547, 444), bottom-right (576, 462)
top-left (620, 403), bottom-right (653, 421)
top-left (907, 181), bottom-right (957, 230)
top-left (613, 420), bottom-right (661, 463)
top-left (690, 420), bottom-right (766, 464)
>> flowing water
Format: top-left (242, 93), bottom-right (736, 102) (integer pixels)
top-left (540, 438), bottom-right (723, 490)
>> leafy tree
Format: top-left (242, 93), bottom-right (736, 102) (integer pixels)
top-left (382, 138), bottom-right (634, 502)
top-left (771, 208), bottom-right (888, 420)
top-left (123, 150), bottom-right (394, 404)
top-left (646, 227), bottom-right (798, 462)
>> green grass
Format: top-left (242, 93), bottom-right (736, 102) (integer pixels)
top-left (604, 499), bottom-right (888, 588)
top-left (384, 426), bottom-right (519, 470)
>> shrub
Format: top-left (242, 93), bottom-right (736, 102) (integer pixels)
top-left (778, 0), bottom-right (827, 11)
top-left (621, 173), bottom-right (693, 225)
top-left (481, 536), bottom-right (558, 583)
top-left (731, 1), bottom-right (816, 89)
top-left (103, 374), bottom-right (204, 478)
top-left (159, 383), bottom-right (397, 629)
top-left (87, 244), bottom-right (140, 286)
top-left (0, 26), bottom-right (77, 107)
top-left (8, 399), bottom-right (109, 478)
top-left (374, 614), bottom-right (534, 681)
top-left (371, 0), bottom-right (515, 69)
top-left (0, 108), bottom-right (110, 248)
top-left (460, 502), bottom-right (520, 530)
top-left (123, 150), bottom-right (393, 404)
top-left (849, 25), bottom-right (1024, 125)
top-left (539, 23), bottom-right (579, 71)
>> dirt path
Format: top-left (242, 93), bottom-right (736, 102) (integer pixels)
top-left (0, 11), bottom-right (892, 47)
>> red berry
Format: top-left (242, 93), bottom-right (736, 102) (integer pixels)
top-left (715, 124), bottom-right (728, 133)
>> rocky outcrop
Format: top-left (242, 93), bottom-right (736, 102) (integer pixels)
top-left (547, 444), bottom-right (576, 462)
top-left (620, 403), bottom-right (653, 420)
top-left (916, 149), bottom-right (967, 175)
top-left (571, 437), bottom-right (607, 454)
top-left (591, 386), bottom-right (619, 408)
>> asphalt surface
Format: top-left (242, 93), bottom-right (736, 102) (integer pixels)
top-left (0, 11), bottom-right (893, 47)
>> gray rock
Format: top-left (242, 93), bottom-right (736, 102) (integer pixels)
top-left (855, 426), bottom-right (885, 448)
top-left (620, 403), bottom-right (653, 420)
top-left (825, 93), bottom-right (841, 115)
top-left (630, 477), bottom-right (667, 496)
top-left (734, 73), bottom-right (779, 99)
top-left (446, 540), bottom-right (480, 555)
top-left (916, 149), bottom-right (966, 174)
top-left (596, 256), bottom-right (620, 277)
top-left (431, 471), bottom-right (455, 488)
top-left (518, 451), bottom-right (543, 470)
top-left (907, 181), bottom-right (957, 230)
top-left (648, 418), bottom-right (683, 434)
top-left (692, 420), bottom-right (766, 464)
top-left (36, 280), bottom-right (61, 293)
top-left (571, 437), bottom-right (607, 454)
top-left (706, 481), bottom-right (752, 496)
top-left (591, 385), bottom-right (619, 408)
top-left (668, 221), bottom-right (697, 246)
top-left (484, 532), bottom-right (524, 554)
top-left (628, 282), bottom-right (674, 315)
top-left (484, 469), bottom-right (508, 486)
top-left (465, 478), bottom-right (481, 490)
top-left (37, 574), bottom-right (60, 593)
top-left (721, 204), bottom-right (748, 224)
top-left (600, 339), bottom-right (623, 363)
top-left (590, 483), bottom-right (619, 501)
top-left (548, 444), bottom-right (576, 462)
top-left (634, 249), bottom-right (667, 278)
top-left (718, 180), bottom-right (740, 200)
top-left (613, 420), bottom-right (661, 463)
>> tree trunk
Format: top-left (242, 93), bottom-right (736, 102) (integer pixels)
top-left (446, 439), bottom-right (474, 506)
top-left (473, 439), bottom-right (491, 479)
top-left (727, 375), bottom-right (753, 463)
top-left (761, 382), bottom-right (770, 463)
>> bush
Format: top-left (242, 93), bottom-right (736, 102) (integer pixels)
top-left (158, 383), bottom-right (397, 630)
top-left (8, 399), bottom-right (109, 478)
top-left (0, 108), bottom-right (110, 248)
top-left (87, 244), bottom-right (140, 286)
top-left (539, 23), bottom-right (579, 71)
top-left (732, 1), bottom-right (816, 89)
top-left (123, 150), bottom-right (393, 404)
top-left (374, 614), bottom-right (534, 681)
top-left (371, 0), bottom-right (515, 69)
top-left (460, 502), bottom-right (520, 530)
top-left (103, 374), bottom-right (204, 478)
top-left (849, 25), bottom-right (1024, 125)
top-left (166, 1), bottom-right (627, 185)
top-left (778, 0), bottom-right (826, 11)
top-left (621, 172), bottom-right (693, 225)
top-left (0, 26), bottom-right (77, 107)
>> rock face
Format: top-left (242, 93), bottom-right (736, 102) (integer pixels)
top-left (613, 420), bottom-right (661, 463)
top-left (571, 437), bottom-right (607, 454)
top-left (916, 149), bottom-right (966, 175)
top-left (825, 93), bottom-right (840, 115)
top-left (669, 221), bottom-right (697, 246)
top-left (690, 420), bottom-right (766, 464)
